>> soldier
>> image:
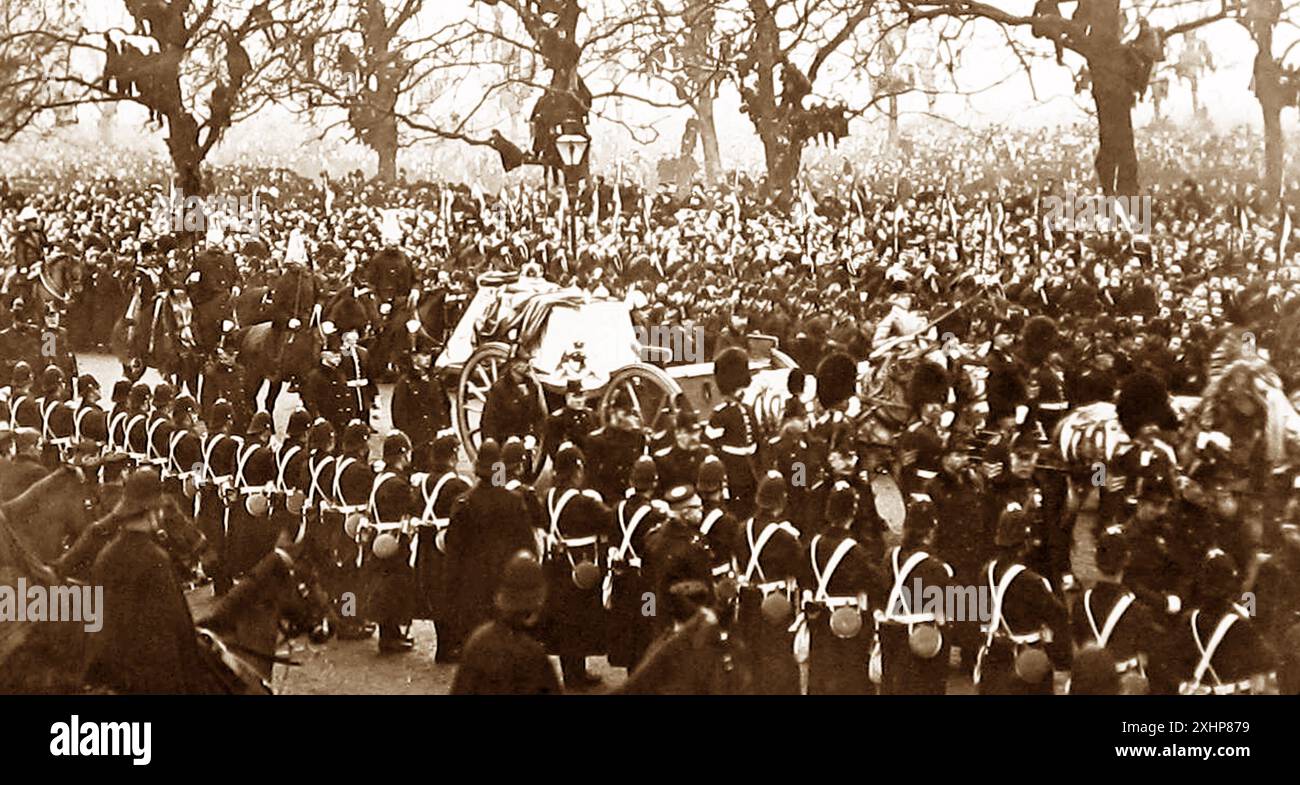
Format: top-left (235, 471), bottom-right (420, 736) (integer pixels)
top-left (545, 379), bottom-right (594, 461)
top-left (1170, 549), bottom-right (1277, 694)
top-left (803, 482), bottom-right (880, 695)
top-left (734, 471), bottom-right (804, 694)
top-left (877, 496), bottom-right (954, 695)
top-left (541, 442), bottom-right (614, 688)
top-left (334, 420), bottom-right (377, 637)
top-left (696, 456), bottom-right (741, 598)
top-left (481, 356), bottom-right (543, 446)
top-left (705, 347), bottom-right (759, 518)
top-left (1071, 525), bottom-right (1166, 694)
top-left (931, 433), bottom-right (990, 670)
top-left (9, 361), bottom-right (39, 430)
top-left (83, 468), bottom-right (210, 694)
top-left (337, 328), bottom-right (377, 426)
top-left (302, 334), bottom-right (350, 431)
top-left (145, 383), bottom-right (178, 480)
top-left (444, 439), bottom-right (538, 662)
top-left (653, 409), bottom-right (711, 491)
top-left (974, 504), bottom-right (1071, 695)
top-left (411, 432), bottom-right (470, 661)
top-left (199, 399), bottom-right (241, 596)
top-left (168, 396), bottom-right (204, 519)
top-left (451, 550), bottom-right (563, 695)
top-left (586, 386), bottom-right (648, 504)
top-left (391, 325), bottom-right (450, 454)
top-left (606, 455), bottom-right (666, 670)
top-left (365, 432), bottom-right (419, 654)
top-left (617, 546), bottom-right (753, 695)
top-left (275, 409), bottom-right (314, 542)
top-left (228, 411), bottom-right (279, 581)
top-left (122, 382), bottom-right (153, 467)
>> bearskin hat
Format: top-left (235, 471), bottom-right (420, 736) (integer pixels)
top-left (815, 351), bottom-right (857, 410)
top-left (714, 347), bottom-right (751, 394)
top-left (1116, 371), bottom-right (1177, 437)
top-left (907, 360), bottom-right (950, 413)
top-left (1021, 315), bottom-right (1058, 366)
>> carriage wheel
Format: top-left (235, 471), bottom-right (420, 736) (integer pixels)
top-left (598, 364), bottom-right (683, 436)
top-left (455, 342), bottom-right (547, 479)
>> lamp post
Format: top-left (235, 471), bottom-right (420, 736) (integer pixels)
top-left (555, 122), bottom-right (590, 266)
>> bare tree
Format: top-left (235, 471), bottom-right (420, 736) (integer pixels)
top-left (1241, 0), bottom-right (1300, 203)
top-left (898, 0), bottom-right (1229, 196)
top-left (633, 0), bottom-right (731, 183)
top-left (33, 0), bottom-right (299, 194)
top-left (272, 0), bottom-right (466, 182)
top-left (0, 0), bottom-right (81, 142)
top-left (731, 0), bottom-right (877, 205)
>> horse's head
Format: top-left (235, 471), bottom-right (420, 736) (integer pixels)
top-left (198, 538), bottom-right (335, 649)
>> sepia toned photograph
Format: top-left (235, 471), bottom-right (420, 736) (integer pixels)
top-left (0, 0), bottom-right (1294, 722)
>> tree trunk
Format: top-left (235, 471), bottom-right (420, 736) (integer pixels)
top-left (374, 125), bottom-right (399, 182)
top-left (1090, 64), bottom-right (1140, 197)
top-left (166, 114), bottom-right (206, 196)
top-left (1251, 23), bottom-right (1284, 204)
top-left (696, 97), bottom-right (722, 184)
top-left (887, 95), bottom-right (899, 146)
top-left (761, 129), bottom-right (802, 209)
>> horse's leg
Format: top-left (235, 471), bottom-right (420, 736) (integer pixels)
top-left (265, 379), bottom-right (282, 415)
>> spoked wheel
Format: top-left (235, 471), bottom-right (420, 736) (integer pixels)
top-left (455, 341), bottom-right (548, 479)
top-left (598, 363), bottom-right (682, 436)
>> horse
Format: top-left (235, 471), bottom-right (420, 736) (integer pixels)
top-left (368, 286), bottom-right (450, 377)
top-left (236, 268), bottom-right (321, 414)
top-left (30, 253), bottom-right (85, 325)
top-left (111, 267), bottom-right (196, 384)
top-left (184, 249), bottom-right (243, 393)
top-left (192, 543), bottom-right (335, 692)
top-left (0, 465), bottom-right (98, 563)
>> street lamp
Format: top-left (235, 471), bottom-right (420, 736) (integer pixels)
top-left (555, 122), bottom-right (589, 265)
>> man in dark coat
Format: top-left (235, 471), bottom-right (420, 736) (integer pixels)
top-left (83, 468), bottom-right (211, 694)
top-left (390, 328), bottom-right (450, 453)
top-left (443, 439), bottom-right (539, 660)
top-left (451, 551), bottom-right (562, 695)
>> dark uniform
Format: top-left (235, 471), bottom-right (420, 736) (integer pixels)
top-left (540, 479), bottom-right (614, 676)
top-left (734, 500), bottom-right (804, 694)
top-left (586, 423), bottom-right (647, 506)
top-left (391, 365), bottom-right (451, 453)
top-left (803, 529), bottom-right (880, 695)
top-left (411, 458), bottom-right (471, 653)
top-left (443, 442), bottom-right (538, 658)
top-left (973, 556), bottom-right (1070, 695)
top-left (200, 423), bottom-right (242, 595)
top-left (877, 543), bottom-right (954, 695)
top-left (365, 442), bottom-right (419, 651)
top-left (606, 486), bottom-right (666, 670)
